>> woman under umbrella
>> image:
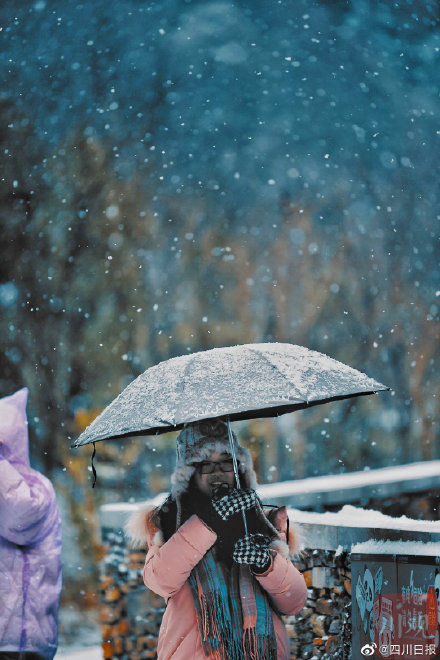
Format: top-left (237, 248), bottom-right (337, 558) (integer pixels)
top-left (127, 418), bottom-right (307, 660)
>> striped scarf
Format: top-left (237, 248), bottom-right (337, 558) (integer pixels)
top-left (188, 549), bottom-right (277, 659)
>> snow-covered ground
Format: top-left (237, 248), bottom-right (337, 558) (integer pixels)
top-left (56, 646), bottom-right (102, 659)
top-left (56, 601), bottom-right (101, 658)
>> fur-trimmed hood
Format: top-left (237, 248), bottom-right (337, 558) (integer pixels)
top-left (125, 502), bottom-right (303, 559)
top-left (171, 439), bottom-right (257, 497)
top-left (171, 419), bottom-right (257, 498)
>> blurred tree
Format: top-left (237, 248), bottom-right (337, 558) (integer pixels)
top-left (0, 95), bottom-right (46, 428)
top-left (1, 0), bottom-right (439, 478)
top-left (1, 117), bottom-right (154, 470)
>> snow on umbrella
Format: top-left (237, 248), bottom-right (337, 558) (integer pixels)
top-left (72, 342), bottom-right (389, 448)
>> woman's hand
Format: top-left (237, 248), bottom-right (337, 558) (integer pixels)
top-left (203, 488), bottom-right (277, 564)
top-left (233, 533), bottom-right (272, 573)
top-left (211, 487), bottom-right (260, 520)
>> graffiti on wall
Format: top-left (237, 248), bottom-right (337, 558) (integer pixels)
top-left (352, 555), bottom-right (440, 659)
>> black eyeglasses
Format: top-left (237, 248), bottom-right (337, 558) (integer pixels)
top-left (196, 459), bottom-right (235, 474)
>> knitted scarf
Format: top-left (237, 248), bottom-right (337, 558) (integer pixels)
top-left (188, 550), bottom-right (277, 659)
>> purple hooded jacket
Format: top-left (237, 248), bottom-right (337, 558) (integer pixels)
top-left (0, 388), bottom-right (62, 660)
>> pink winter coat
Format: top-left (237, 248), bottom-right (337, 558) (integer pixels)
top-left (134, 508), bottom-right (307, 660)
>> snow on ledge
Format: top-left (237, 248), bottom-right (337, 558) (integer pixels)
top-left (101, 499), bottom-right (440, 536)
top-left (258, 460), bottom-right (440, 498)
top-left (351, 539), bottom-right (440, 556)
top-left (287, 504), bottom-right (440, 533)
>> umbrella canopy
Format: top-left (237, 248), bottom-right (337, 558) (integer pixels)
top-left (72, 342), bottom-right (389, 448)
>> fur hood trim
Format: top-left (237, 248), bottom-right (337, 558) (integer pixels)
top-left (171, 420), bottom-right (258, 498)
top-left (125, 504), bottom-right (162, 549)
top-left (171, 440), bottom-right (257, 498)
top-left (125, 502), bottom-right (303, 558)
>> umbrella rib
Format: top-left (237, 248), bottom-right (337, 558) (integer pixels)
top-left (247, 345), bottom-right (306, 402)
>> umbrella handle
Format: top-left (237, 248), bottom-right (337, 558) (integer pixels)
top-left (227, 417), bottom-right (248, 536)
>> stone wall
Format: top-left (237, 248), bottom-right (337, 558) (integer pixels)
top-left (288, 549), bottom-right (352, 659)
top-left (99, 527), bottom-right (165, 660)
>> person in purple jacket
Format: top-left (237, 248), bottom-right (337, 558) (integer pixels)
top-left (0, 388), bottom-right (62, 660)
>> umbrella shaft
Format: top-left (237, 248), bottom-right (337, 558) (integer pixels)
top-left (227, 418), bottom-right (248, 536)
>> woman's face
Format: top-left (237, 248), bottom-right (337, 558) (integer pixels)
top-left (193, 451), bottom-right (236, 497)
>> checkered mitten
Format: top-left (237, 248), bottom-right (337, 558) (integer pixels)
top-left (233, 533), bottom-right (271, 569)
top-left (212, 488), bottom-right (260, 521)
